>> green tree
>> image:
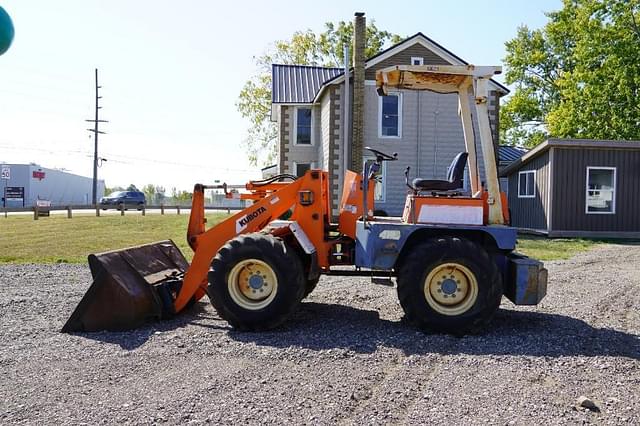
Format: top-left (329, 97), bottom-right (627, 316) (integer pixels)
top-left (142, 184), bottom-right (156, 203)
top-left (237, 20), bottom-right (402, 165)
top-left (170, 187), bottom-right (192, 203)
top-left (501, 0), bottom-right (640, 148)
top-left (104, 185), bottom-right (124, 195)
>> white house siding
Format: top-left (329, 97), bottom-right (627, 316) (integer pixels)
top-left (282, 105), bottom-right (319, 174)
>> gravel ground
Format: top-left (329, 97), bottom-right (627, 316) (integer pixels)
top-left (1, 243), bottom-right (639, 425)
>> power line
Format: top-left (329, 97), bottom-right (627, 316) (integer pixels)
top-left (0, 144), bottom-right (257, 172)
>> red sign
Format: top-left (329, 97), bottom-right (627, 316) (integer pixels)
top-left (32, 170), bottom-right (45, 180)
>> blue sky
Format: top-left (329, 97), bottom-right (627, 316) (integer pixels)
top-left (0, 0), bottom-right (560, 190)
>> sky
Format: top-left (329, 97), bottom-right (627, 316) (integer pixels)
top-left (0, 0), bottom-right (561, 191)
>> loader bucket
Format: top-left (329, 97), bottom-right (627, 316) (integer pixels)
top-left (62, 240), bottom-right (190, 333)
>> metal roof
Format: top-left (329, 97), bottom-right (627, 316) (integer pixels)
top-left (498, 145), bottom-right (527, 163)
top-left (271, 64), bottom-right (343, 104)
top-left (500, 138), bottom-right (640, 177)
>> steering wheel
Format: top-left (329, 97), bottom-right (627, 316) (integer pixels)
top-left (365, 147), bottom-right (398, 162)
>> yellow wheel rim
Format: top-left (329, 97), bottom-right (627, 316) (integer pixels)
top-left (423, 262), bottom-right (478, 316)
top-left (227, 259), bottom-right (278, 310)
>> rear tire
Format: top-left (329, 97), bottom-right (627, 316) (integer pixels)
top-left (208, 233), bottom-right (305, 330)
top-left (397, 236), bottom-right (502, 335)
top-left (303, 277), bottom-right (320, 298)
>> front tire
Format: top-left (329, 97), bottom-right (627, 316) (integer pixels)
top-left (397, 237), bottom-right (502, 335)
top-left (208, 233), bottom-right (305, 330)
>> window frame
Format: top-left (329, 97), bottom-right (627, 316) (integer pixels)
top-left (378, 92), bottom-right (402, 139)
top-left (292, 161), bottom-right (315, 178)
top-left (363, 156), bottom-right (386, 202)
top-left (411, 56), bottom-right (424, 66)
top-left (585, 166), bottom-right (616, 215)
top-left (292, 106), bottom-right (314, 146)
top-left (517, 170), bottom-right (536, 198)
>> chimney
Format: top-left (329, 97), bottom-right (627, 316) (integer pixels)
top-left (351, 12), bottom-right (366, 171)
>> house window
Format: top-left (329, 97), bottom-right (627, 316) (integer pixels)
top-left (294, 162), bottom-right (313, 177)
top-left (364, 158), bottom-right (386, 202)
top-left (411, 57), bottom-right (424, 66)
top-left (518, 170), bottom-right (535, 198)
top-left (294, 107), bottom-right (312, 145)
top-left (586, 167), bottom-right (616, 214)
top-left (378, 93), bottom-right (402, 138)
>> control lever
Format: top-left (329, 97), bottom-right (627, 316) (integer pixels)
top-left (405, 166), bottom-right (417, 193)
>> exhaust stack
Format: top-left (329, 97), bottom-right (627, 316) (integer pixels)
top-left (351, 12), bottom-right (366, 172)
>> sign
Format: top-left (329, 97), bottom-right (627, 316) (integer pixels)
top-left (32, 170), bottom-right (45, 180)
top-left (5, 186), bottom-right (23, 199)
top-left (1, 166), bottom-right (9, 180)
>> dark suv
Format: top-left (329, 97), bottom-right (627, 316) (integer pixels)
top-left (100, 191), bottom-right (146, 210)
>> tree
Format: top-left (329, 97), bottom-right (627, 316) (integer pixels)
top-left (104, 185), bottom-right (124, 195)
top-left (142, 184), bottom-right (156, 203)
top-left (501, 0), bottom-right (640, 148)
top-left (154, 186), bottom-right (166, 203)
top-left (237, 21), bottom-right (402, 165)
top-left (126, 184), bottom-right (139, 192)
top-left (170, 187), bottom-right (192, 203)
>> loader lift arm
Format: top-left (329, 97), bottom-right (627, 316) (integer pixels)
top-left (175, 171), bottom-right (329, 312)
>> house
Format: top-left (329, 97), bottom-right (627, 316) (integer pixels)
top-left (501, 138), bottom-right (640, 238)
top-left (498, 145), bottom-right (527, 196)
top-left (270, 12), bottom-right (509, 215)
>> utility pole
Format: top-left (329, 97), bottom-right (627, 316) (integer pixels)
top-left (85, 68), bottom-right (108, 206)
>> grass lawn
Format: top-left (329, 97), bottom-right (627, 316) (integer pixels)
top-left (515, 235), bottom-right (604, 261)
top-left (0, 213), bottom-right (229, 264)
top-left (0, 213), bottom-right (608, 264)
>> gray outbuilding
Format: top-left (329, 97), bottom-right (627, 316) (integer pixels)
top-left (0, 163), bottom-right (105, 208)
top-left (500, 139), bottom-right (640, 238)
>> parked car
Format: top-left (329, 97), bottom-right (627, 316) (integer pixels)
top-left (100, 191), bottom-right (146, 210)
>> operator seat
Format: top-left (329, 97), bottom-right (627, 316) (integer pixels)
top-left (412, 152), bottom-right (468, 192)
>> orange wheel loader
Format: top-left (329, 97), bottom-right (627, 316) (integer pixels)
top-left (63, 65), bottom-right (547, 335)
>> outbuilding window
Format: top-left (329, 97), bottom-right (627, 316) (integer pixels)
top-left (411, 57), bottom-right (424, 66)
top-left (586, 167), bottom-right (616, 214)
top-left (378, 93), bottom-right (402, 138)
top-left (294, 107), bottom-right (312, 145)
top-left (518, 170), bottom-right (535, 198)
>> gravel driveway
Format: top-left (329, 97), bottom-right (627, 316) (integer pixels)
top-left (1, 243), bottom-right (639, 424)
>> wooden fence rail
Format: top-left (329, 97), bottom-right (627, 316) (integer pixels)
top-left (2, 204), bottom-right (242, 219)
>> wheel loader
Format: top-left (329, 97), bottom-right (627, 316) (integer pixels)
top-left (63, 65), bottom-right (547, 335)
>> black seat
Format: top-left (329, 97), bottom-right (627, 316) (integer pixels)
top-left (412, 152), bottom-right (468, 192)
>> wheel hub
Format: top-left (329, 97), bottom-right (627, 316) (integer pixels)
top-left (440, 278), bottom-right (458, 295)
top-left (228, 259), bottom-right (278, 310)
top-left (424, 263), bottom-right (478, 316)
top-left (248, 274), bottom-right (264, 290)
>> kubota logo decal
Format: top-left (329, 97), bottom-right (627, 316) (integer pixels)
top-left (236, 206), bottom-right (267, 232)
